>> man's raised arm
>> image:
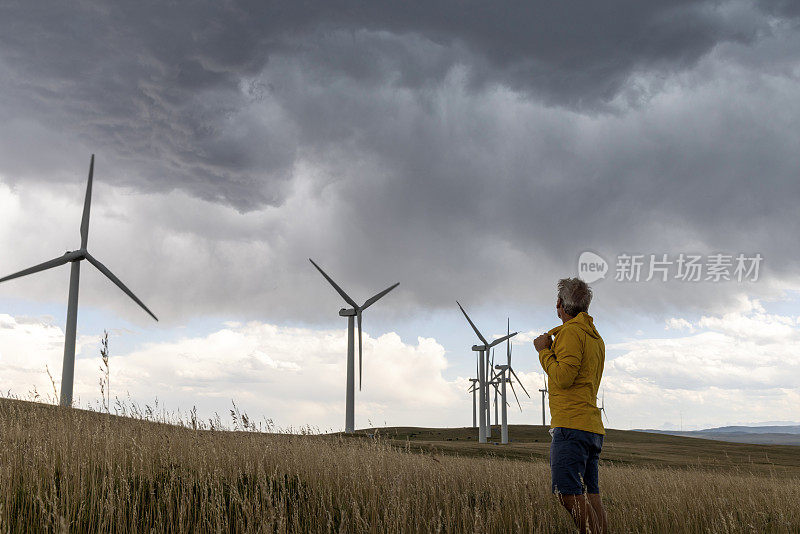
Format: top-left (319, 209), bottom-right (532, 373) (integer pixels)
top-left (537, 328), bottom-right (583, 389)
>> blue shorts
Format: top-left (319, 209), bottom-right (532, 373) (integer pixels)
top-left (550, 426), bottom-right (603, 495)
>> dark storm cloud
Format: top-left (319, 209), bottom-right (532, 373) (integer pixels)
top-left (0, 0), bottom-right (798, 321)
top-left (0, 0), bottom-right (766, 207)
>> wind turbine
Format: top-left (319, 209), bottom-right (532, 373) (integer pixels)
top-left (493, 319), bottom-right (529, 444)
top-left (467, 378), bottom-right (479, 428)
top-left (539, 374), bottom-right (549, 426)
top-left (492, 349), bottom-right (499, 431)
top-left (0, 155), bottom-right (158, 407)
top-left (457, 302), bottom-right (516, 444)
top-left (309, 259), bottom-right (398, 434)
top-left (598, 389), bottom-right (609, 427)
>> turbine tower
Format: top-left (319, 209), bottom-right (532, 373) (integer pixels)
top-left (309, 259), bottom-right (398, 434)
top-left (539, 373), bottom-right (549, 426)
top-left (0, 155), bottom-right (158, 407)
top-left (457, 302), bottom-right (516, 444)
top-left (467, 378), bottom-right (479, 428)
top-left (492, 349), bottom-right (499, 430)
top-left (486, 361), bottom-right (511, 440)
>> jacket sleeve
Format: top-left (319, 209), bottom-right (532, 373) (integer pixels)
top-left (538, 327), bottom-right (583, 389)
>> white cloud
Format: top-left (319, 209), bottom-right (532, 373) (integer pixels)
top-left (1, 299), bottom-right (798, 432)
top-left (665, 317), bottom-right (694, 332)
top-left (604, 301), bottom-right (800, 429)
top-left (0, 315), bottom-right (465, 430)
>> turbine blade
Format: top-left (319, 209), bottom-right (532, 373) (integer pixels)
top-left (506, 318), bottom-right (511, 362)
top-left (488, 331), bottom-right (517, 349)
top-left (308, 259), bottom-right (358, 308)
top-left (509, 368), bottom-right (531, 398)
top-left (509, 380), bottom-right (523, 411)
top-left (0, 254), bottom-right (72, 284)
top-left (80, 154), bottom-right (94, 249)
top-left (456, 301), bottom-right (488, 346)
top-left (357, 311), bottom-right (363, 391)
top-left (84, 252), bottom-right (158, 321)
top-left (361, 282), bottom-right (399, 311)
top-left (490, 348), bottom-right (495, 371)
top-left (489, 366), bottom-right (503, 383)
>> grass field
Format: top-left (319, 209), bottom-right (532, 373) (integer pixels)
top-left (1, 397), bottom-right (799, 533)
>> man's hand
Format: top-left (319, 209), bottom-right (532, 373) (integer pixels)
top-left (534, 333), bottom-right (553, 352)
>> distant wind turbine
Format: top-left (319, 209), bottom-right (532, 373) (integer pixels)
top-left (539, 374), bottom-right (549, 426)
top-left (492, 319), bottom-right (529, 444)
top-left (457, 302), bottom-right (516, 444)
top-left (598, 389), bottom-right (609, 426)
top-left (309, 259), bottom-right (398, 434)
top-left (467, 378), bottom-right (479, 428)
top-left (0, 155), bottom-right (158, 407)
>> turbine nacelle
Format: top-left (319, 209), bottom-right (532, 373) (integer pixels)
top-left (471, 333), bottom-right (516, 353)
top-left (338, 308), bottom-right (357, 317)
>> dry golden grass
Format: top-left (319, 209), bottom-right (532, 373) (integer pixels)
top-left (1, 397), bottom-right (798, 533)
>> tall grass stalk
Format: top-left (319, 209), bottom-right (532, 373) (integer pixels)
top-left (0, 398), bottom-right (798, 533)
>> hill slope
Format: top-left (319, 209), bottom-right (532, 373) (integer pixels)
top-left (2, 397), bottom-right (799, 533)
top-left (362, 425), bottom-right (800, 476)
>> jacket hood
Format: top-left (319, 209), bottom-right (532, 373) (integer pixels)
top-left (547, 312), bottom-right (601, 339)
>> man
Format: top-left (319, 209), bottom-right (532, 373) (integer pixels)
top-left (534, 278), bottom-right (608, 534)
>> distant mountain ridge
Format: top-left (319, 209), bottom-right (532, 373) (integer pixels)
top-left (700, 425), bottom-right (800, 435)
top-left (635, 424), bottom-right (800, 446)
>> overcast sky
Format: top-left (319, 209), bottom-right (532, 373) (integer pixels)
top-left (1, 1), bottom-right (798, 431)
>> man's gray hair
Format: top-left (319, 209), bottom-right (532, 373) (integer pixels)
top-left (557, 277), bottom-right (593, 317)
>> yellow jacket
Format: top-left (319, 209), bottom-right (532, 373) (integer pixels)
top-left (538, 312), bottom-right (605, 435)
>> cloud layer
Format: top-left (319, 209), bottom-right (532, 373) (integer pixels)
top-left (0, 2), bottom-right (799, 431)
top-left (0, 1), bottom-right (799, 323)
top-left (604, 300), bottom-right (800, 428)
top-left (2, 299), bottom-right (797, 431)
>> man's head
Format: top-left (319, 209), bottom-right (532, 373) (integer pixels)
top-left (556, 277), bottom-right (593, 320)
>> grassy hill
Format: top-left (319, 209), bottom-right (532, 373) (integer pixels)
top-left (1, 397), bottom-right (799, 533)
top-left (360, 425), bottom-right (800, 476)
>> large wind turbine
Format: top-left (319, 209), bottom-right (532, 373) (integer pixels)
top-left (309, 259), bottom-right (398, 434)
top-left (457, 302), bottom-right (516, 444)
top-left (0, 155), bottom-right (158, 407)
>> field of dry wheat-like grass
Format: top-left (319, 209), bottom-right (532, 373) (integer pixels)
top-left (1, 398), bottom-right (798, 533)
